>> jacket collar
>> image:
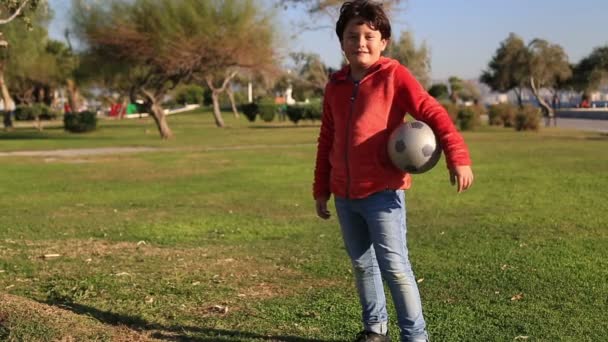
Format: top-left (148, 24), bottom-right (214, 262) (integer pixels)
top-left (331, 57), bottom-right (397, 83)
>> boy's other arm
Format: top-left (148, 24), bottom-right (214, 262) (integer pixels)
top-left (315, 197), bottom-right (331, 219)
top-left (396, 66), bottom-right (474, 192)
top-left (450, 165), bottom-right (474, 193)
top-left (313, 88), bottom-right (334, 218)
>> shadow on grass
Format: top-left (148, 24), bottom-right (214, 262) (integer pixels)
top-left (43, 299), bottom-right (344, 342)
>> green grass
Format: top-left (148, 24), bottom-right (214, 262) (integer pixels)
top-left (0, 112), bottom-right (607, 341)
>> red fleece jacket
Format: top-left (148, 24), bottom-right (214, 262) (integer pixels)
top-left (313, 57), bottom-right (472, 200)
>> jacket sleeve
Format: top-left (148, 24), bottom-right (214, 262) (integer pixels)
top-left (396, 66), bottom-right (472, 168)
top-left (313, 86), bottom-right (334, 199)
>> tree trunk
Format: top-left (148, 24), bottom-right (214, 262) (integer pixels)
top-left (226, 86), bottom-right (239, 118)
top-left (211, 91), bottom-right (225, 127)
top-left (66, 78), bottom-right (79, 113)
top-left (142, 90), bottom-right (173, 139)
top-left (205, 71), bottom-right (238, 127)
top-left (0, 70), bottom-right (15, 129)
top-left (513, 87), bottom-right (524, 108)
top-left (151, 103), bottom-right (172, 139)
top-left (530, 77), bottom-right (555, 127)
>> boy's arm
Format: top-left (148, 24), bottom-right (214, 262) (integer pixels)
top-left (313, 89), bottom-right (334, 214)
top-left (396, 66), bottom-right (474, 192)
top-left (396, 66), bottom-right (472, 168)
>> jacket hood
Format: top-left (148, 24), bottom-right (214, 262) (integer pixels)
top-left (331, 57), bottom-right (400, 82)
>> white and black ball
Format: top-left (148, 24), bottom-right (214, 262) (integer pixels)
top-left (387, 121), bottom-right (442, 174)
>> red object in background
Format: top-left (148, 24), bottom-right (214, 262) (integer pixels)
top-left (580, 99), bottom-right (590, 108)
top-left (64, 103), bottom-right (72, 114)
top-left (109, 103), bottom-right (123, 117)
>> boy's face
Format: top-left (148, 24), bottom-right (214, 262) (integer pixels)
top-left (341, 18), bottom-right (388, 74)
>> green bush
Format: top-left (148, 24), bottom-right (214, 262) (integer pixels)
top-left (174, 84), bottom-right (205, 105)
top-left (35, 103), bottom-right (58, 120)
top-left (14, 103), bottom-right (58, 121)
top-left (240, 102), bottom-right (258, 122)
top-left (15, 105), bottom-right (34, 121)
top-left (488, 103), bottom-right (516, 127)
top-left (304, 100), bottom-right (322, 121)
top-left (285, 105), bottom-right (306, 124)
top-left (514, 105), bottom-right (541, 131)
top-left (258, 101), bottom-right (277, 122)
top-left (457, 106), bottom-right (481, 131)
top-left (285, 100), bottom-right (323, 124)
top-left (64, 111), bottom-right (97, 133)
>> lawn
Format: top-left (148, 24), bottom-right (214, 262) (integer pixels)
top-left (0, 111), bottom-right (607, 341)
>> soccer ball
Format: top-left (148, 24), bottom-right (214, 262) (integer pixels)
top-left (387, 121), bottom-right (442, 174)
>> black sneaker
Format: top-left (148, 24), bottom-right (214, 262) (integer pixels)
top-left (354, 330), bottom-right (390, 342)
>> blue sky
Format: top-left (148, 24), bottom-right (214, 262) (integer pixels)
top-left (48, 0), bottom-right (608, 81)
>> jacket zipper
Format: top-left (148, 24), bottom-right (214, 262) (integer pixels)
top-left (345, 80), bottom-right (360, 199)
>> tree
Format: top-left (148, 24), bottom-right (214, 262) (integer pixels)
top-left (0, 0), bottom-right (42, 30)
top-left (386, 31), bottom-right (431, 89)
top-left (448, 76), bottom-right (479, 104)
top-left (196, 0), bottom-right (277, 127)
top-left (482, 32), bottom-right (573, 117)
top-left (279, 0), bottom-right (403, 35)
top-left (4, 16), bottom-right (61, 106)
top-left (288, 52), bottom-right (328, 99)
top-left (428, 83), bottom-right (449, 100)
top-left (526, 39), bottom-right (571, 118)
top-left (571, 45), bottom-right (608, 93)
top-left (480, 33), bottom-right (529, 107)
top-left (0, 0), bottom-right (47, 128)
top-left (73, 0), bottom-right (277, 137)
top-left (280, 0), bottom-right (401, 14)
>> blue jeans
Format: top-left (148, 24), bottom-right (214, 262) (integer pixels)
top-left (335, 190), bottom-right (428, 342)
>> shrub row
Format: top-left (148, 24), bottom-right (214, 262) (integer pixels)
top-left (15, 103), bottom-right (59, 121)
top-left (63, 111), bottom-right (97, 133)
top-left (240, 100), bottom-right (322, 124)
top-left (440, 102), bottom-right (485, 131)
top-left (488, 103), bottom-right (540, 131)
top-left (439, 102), bottom-right (540, 131)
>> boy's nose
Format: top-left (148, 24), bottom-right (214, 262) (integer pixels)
top-left (358, 36), bottom-right (366, 47)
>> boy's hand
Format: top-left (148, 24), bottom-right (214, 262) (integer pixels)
top-left (449, 165), bottom-right (474, 193)
top-left (315, 197), bottom-right (331, 219)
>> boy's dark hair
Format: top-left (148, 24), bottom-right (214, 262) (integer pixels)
top-left (336, 0), bottom-right (391, 42)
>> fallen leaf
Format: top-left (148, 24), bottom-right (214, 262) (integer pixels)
top-left (43, 254), bottom-right (61, 259)
top-left (511, 293), bottom-right (524, 301)
top-left (513, 336), bottom-right (529, 340)
top-left (209, 305), bottom-right (228, 314)
top-left (417, 278), bottom-right (424, 284)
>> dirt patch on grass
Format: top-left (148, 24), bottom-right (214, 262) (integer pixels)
top-left (0, 293), bottom-right (158, 341)
top-left (5, 238), bottom-right (335, 300)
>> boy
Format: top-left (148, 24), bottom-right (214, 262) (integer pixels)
top-left (312, 1), bottom-right (474, 341)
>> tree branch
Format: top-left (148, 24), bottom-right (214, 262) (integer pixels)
top-left (0, 0), bottom-right (31, 25)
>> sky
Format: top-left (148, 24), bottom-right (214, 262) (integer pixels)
top-left (48, 0), bottom-right (608, 81)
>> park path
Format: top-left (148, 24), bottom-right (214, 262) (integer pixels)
top-left (551, 118), bottom-right (608, 133)
top-left (0, 118), bottom-right (605, 159)
top-left (0, 146), bottom-right (163, 157)
top-left (0, 144), bottom-right (317, 158)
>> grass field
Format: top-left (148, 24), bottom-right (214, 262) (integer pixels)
top-left (0, 112), bottom-right (607, 341)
